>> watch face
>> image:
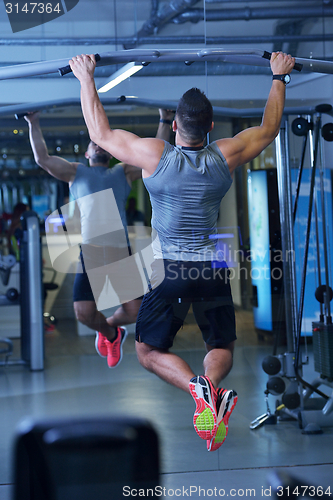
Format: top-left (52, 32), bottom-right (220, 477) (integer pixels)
top-left (284, 74), bottom-right (291, 84)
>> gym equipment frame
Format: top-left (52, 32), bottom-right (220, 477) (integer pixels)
top-left (0, 211), bottom-right (44, 371)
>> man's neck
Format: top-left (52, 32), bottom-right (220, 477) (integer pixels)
top-left (89, 162), bottom-right (109, 168)
top-left (175, 131), bottom-right (204, 149)
top-left (176, 141), bottom-right (205, 149)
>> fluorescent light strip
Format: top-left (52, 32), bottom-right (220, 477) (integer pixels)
top-left (98, 62), bottom-right (143, 93)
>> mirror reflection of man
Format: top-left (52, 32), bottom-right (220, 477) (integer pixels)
top-left (25, 110), bottom-right (173, 368)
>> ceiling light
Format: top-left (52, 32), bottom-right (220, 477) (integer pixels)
top-left (97, 62), bottom-right (143, 93)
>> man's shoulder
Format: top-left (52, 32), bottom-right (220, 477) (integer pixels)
top-left (76, 162), bottom-right (89, 170)
top-left (107, 162), bottom-right (127, 176)
top-left (112, 162), bottom-right (126, 171)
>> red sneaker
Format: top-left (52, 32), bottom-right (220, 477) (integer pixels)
top-left (95, 331), bottom-right (108, 358)
top-left (106, 327), bottom-right (128, 368)
top-left (207, 388), bottom-right (238, 452)
top-left (189, 376), bottom-right (218, 440)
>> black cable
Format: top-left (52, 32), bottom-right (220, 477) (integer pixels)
top-left (294, 115), bottom-right (329, 400)
top-left (272, 129), bottom-right (308, 355)
top-left (293, 133), bottom-right (308, 224)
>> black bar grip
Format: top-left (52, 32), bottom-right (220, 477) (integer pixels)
top-left (262, 50), bottom-right (303, 72)
top-left (58, 53), bottom-right (101, 76)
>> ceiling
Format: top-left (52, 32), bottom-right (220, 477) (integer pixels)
top-left (0, 0), bottom-right (333, 157)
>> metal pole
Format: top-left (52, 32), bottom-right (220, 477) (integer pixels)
top-left (275, 116), bottom-right (330, 401)
top-left (0, 48), bottom-right (332, 81)
top-left (0, 97), bottom-right (328, 120)
top-left (27, 214), bottom-right (44, 370)
top-left (21, 212), bottom-right (44, 371)
top-left (275, 118), bottom-right (298, 353)
top-left (295, 116), bottom-right (321, 347)
top-left (310, 124), bottom-right (324, 323)
top-left (318, 136), bottom-right (332, 324)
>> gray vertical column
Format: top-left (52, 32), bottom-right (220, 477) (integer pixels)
top-left (27, 214), bottom-right (44, 370)
top-left (275, 118), bottom-right (298, 353)
top-left (21, 212), bottom-right (44, 371)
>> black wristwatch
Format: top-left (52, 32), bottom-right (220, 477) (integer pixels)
top-left (272, 74), bottom-right (291, 85)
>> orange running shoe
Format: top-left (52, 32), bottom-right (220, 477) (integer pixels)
top-left (189, 376), bottom-right (218, 440)
top-left (95, 331), bottom-right (108, 358)
top-left (207, 388), bottom-right (238, 452)
top-left (106, 327), bottom-right (128, 368)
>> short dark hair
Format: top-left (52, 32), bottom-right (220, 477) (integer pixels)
top-left (175, 88), bottom-right (213, 145)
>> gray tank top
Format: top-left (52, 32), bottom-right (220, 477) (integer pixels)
top-left (70, 163), bottom-right (131, 246)
top-left (143, 142), bottom-right (232, 261)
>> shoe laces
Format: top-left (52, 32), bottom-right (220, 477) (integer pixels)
top-left (99, 334), bottom-right (108, 346)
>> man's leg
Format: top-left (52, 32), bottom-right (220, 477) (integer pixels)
top-left (192, 298), bottom-right (237, 448)
top-left (73, 253), bottom-right (117, 342)
top-left (74, 299), bottom-right (127, 368)
top-left (136, 340), bottom-right (231, 442)
top-left (135, 341), bottom-right (235, 393)
top-left (202, 342), bottom-right (237, 451)
top-left (73, 300), bottom-right (116, 340)
top-left (106, 298), bottom-right (141, 329)
top-left (73, 253), bottom-right (128, 368)
top-left (135, 341), bottom-right (195, 393)
top-left (203, 341), bottom-right (235, 389)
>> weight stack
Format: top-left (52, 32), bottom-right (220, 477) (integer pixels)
top-left (312, 322), bottom-right (333, 378)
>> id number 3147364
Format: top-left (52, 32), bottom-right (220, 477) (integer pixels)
top-left (5, 3), bottom-right (62, 14)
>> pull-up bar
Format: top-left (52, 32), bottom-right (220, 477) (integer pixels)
top-left (1, 96), bottom-right (332, 121)
top-left (0, 48), bottom-right (332, 81)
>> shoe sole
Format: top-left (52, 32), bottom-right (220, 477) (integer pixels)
top-left (207, 390), bottom-right (238, 452)
top-left (95, 331), bottom-right (107, 358)
top-left (189, 376), bottom-right (217, 440)
top-left (107, 326), bottom-right (128, 369)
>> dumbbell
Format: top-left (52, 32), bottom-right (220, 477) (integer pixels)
top-left (262, 355), bottom-right (282, 376)
top-left (291, 117), bottom-right (312, 137)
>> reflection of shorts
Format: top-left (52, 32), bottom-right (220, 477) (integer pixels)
top-left (73, 246), bottom-right (144, 303)
top-left (136, 260), bottom-right (236, 350)
top-left (73, 253), bottom-right (95, 302)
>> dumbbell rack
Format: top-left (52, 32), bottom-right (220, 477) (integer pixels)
top-left (299, 323), bottom-right (333, 430)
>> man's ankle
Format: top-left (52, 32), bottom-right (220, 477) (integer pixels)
top-left (106, 327), bottom-right (117, 342)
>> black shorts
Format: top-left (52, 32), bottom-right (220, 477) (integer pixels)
top-left (73, 246), bottom-right (144, 304)
top-left (73, 258), bottom-right (95, 302)
top-left (136, 260), bottom-right (236, 350)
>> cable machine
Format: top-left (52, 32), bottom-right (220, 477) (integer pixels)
top-left (251, 106), bottom-right (333, 433)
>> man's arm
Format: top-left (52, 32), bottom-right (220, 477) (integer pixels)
top-left (216, 52), bottom-right (296, 174)
top-left (157, 108), bottom-right (175, 141)
top-left (25, 112), bottom-right (77, 184)
top-left (123, 108), bottom-right (174, 184)
top-left (69, 54), bottom-right (165, 177)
